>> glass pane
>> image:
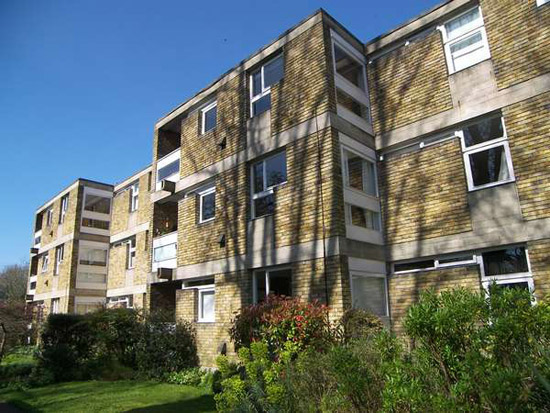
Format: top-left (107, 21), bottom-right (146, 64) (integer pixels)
top-left (153, 243), bottom-right (177, 262)
top-left (82, 218), bottom-right (110, 230)
top-left (337, 90), bottom-right (368, 120)
top-left (350, 205), bottom-right (367, 227)
top-left (254, 194), bottom-right (274, 218)
top-left (365, 161), bottom-right (377, 196)
top-left (497, 282), bottom-right (530, 291)
top-left (463, 117), bottom-right (503, 147)
top-left (157, 159), bottom-right (180, 182)
top-left (252, 70), bottom-right (262, 96)
top-left (469, 145), bottom-right (510, 187)
top-left (255, 271), bottom-right (266, 302)
top-left (204, 105), bottom-right (217, 133)
top-left (84, 195), bottom-right (111, 214)
top-left (366, 209), bottom-right (381, 231)
top-left (77, 272), bottom-right (106, 283)
top-left (450, 31), bottom-right (483, 54)
top-left (352, 276), bottom-right (387, 316)
top-left (482, 247), bottom-right (528, 276)
top-left (266, 152), bottom-right (287, 188)
top-left (253, 162), bottom-right (264, 193)
top-left (264, 55), bottom-right (284, 88)
top-left (201, 192), bottom-right (216, 221)
top-left (438, 255), bottom-right (474, 264)
top-left (269, 269), bottom-right (292, 297)
top-left (334, 44), bottom-right (364, 90)
top-left (252, 94), bottom-right (271, 116)
top-left (394, 260), bottom-right (435, 272)
top-left (201, 291), bottom-right (215, 320)
top-left (80, 249), bottom-right (107, 266)
top-left (445, 7), bottom-right (480, 39)
top-left (346, 152), bottom-right (364, 191)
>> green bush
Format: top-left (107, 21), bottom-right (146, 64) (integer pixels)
top-left (165, 368), bottom-right (208, 386)
top-left (337, 308), bottom-right (384, 343)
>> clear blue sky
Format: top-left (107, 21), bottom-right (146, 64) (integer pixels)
top-left (0, 0), bottom-right (439, 267)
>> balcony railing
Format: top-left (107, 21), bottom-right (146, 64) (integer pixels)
top-left (152, 231), bottom-right (177, 272)
top-left (156, 149), bottom-right (180, 191)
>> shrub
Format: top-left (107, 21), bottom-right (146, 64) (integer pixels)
top-left (337, 308), bottom-right (384, 343)
top-left (165, 368), bottom-right (207, 387)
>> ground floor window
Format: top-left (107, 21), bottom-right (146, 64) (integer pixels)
top-left (198, 288), bottom-right (215, 322)
top-left (253, 268), bottom-right (292, 303)
top-left (107, 295), bottom-right (133, 309)
top-left (351, 273), bottom-right (388, 317)
top-left (51, 298), bottom-right (60, 314)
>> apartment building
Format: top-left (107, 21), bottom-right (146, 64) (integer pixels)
top-left (27, 0), bottom-right (549, 366)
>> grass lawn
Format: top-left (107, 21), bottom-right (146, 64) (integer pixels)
top-left (0, 380), bottom-right (216, 412)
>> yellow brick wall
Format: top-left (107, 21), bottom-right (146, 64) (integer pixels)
top-left (528, 238), bottom-right (550, 300)
top-left (378, 139), bottom-right (472, 245)
top-left (108, 230), bottom-right (150, 290)
top-left (388, 265), bottom-right (481, 334)
top-left (505, 91), bottom-right (550, 221)
top-left (368, 30), bottom-right (453, 135)
top-left (482, 0), bottom-right (550, 90)
top-left (40, 185), bottom-right (81, 246)
top-left (111, 172), bottom-right (151, 234)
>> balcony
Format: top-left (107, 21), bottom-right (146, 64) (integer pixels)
top-left (33, 230), bottom-right (42, 248)
top-left (152, 231), bottom-right (177, 272)
top-left (156, 149), bottom-right (180, 192)
top-left (28, 275), bottom-right (37, 296)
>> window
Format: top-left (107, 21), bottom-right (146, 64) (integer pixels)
top-left (153, 242), bottom-right (177, 262)
top-left (440, 7), bottom-right (491, 73)
top-left (157, 159), bottom-right (180, 182)
top-left (250, 54), bottom-right (284, 117)
top-left (346, 204), bottom-right (381, 231)
top-left (537, 0), bottom-right (549, 6)
top-left (393, 254), bottom-right (476, 274)
top-left (459, 116), bottom-right (515, 191)
top-left (198, 186), bottom-right (216, 223)
top-left (480, 246), bottom-right (534, 295)
top-left (82, 218), bottom-right (110, 230)
top-left (251, 151), bottom-right (287, 218)
top-left (84, 195), bottom-right (111, 214)
top-left (253, 268), bottom-right (292, 303)
top-left (46, 207), bottom-right (54, 227)
top-left (198, 288), bottom-right (215, 322)
top-left (79, 247), bottom-right (107, 267)
top-left (342, 148), bottom-right (377, 196)
top-left (51, 298), bottom-right (60, 314)
top-left (333, 43), bottom-right (366, 90)
top-left (130, 182), bottom-right (139, 212)
top-left (337, 90), bottom-right (370, 121)
top-left (107, 295), bottom-right (133, 309)
top-left (127, 237), bottom-right (136, 269)
top-left (41, 254), bottom-right (50, 273)
top-left (351, 274), bottom-right (387, 316)
top-left (54, 245), bottom-right (64, 275)
top-left (201, 101), bottom-right (217, 134)
top-left (59, 194), bottom-right (69, 224)
top-left (77, 272), bottom-right (107, 284)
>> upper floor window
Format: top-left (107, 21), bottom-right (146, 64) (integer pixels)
top-left (157, 158), bottom-right (180, 182)
top-left (342, 148), bottom-right (377, 196)
top-left (250, 54), bottom-right (284, 117)
top-left (41, 254), bottom-right (50, 273)
top-left (346, 204), bottom-right (381, 231)
top-left (82, 218), bottom-right (110, 230)
top-left (79, 246), bottom-right (107, 267)
top-left (251, 151), bottom-right (287, 218)
top-left (198, 186), bottom-right (216, 223)
top-left (440, 7), bottom-right (491, 74)
top-left (459, 116), bottom-right (515, 191)
top-left (46, 207), bottom-right (54, 227)
top-left (201, 101), bottom-right (217, 134)
top-left (59, 194), bottom-right (69, 224)
top-left (130, 182), bottom-right (139, 212)
top-left (84, 194), bottom-right (111, 214)
top-left (127, 237), bottom-right (136, 269)
top-left (333, 42), bottom-right (366, 91)
top-left (537, 0), bottom-right (549, 6)
top-left (54, 244), bottom-right (64, 275)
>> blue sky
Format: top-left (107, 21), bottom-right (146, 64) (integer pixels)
top-left (0, 0), bottom-right (439, 267)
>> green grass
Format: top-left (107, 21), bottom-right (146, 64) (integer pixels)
top-left (0, 380), bottom-right (216, 412)
top-left (1, 347), bottom-right (36, 366)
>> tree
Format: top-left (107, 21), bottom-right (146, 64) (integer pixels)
top-left (0, 263), bottom-right (29, 303)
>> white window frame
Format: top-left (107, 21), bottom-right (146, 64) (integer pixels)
top-left (198, 186), bottom-right (216, 224)
top-left (127, 238), bottom-right (136, 269)
top-left (537, 0), bottom-right (549, 6)
top-left (438, 6), bottom-right (491, 74)
top-left (250, 151), bottom-right (287, 219)
top-left (51, 298), bottom-right (60, 314)
top-left (198, 287), bottom-right (216, 323)
top-left (249, 54), bottom-right (283, 117)
top-left (46, 207), bottom-right (54, 227)
top-left (41, 254), bottom-right (50, 273)
top-left (200, 100), bottom-right (217, 134)
top-left (130, 182), bottom-right (139, 212)
top-left (59, 194), bottom-right (69, 224)
top-left (331, 36), bottom-right (368, 93)
top-left (252, 267), bottom-right (292, 304)
top-left (54, 244), bottom-right (64, 275)
top-left (349, 272), bottom-right (389, 317)
top-left (345, 203), bottom-right (381, 232)
top-left (458, 116), bottom-right (515, 191)
top-left (341, 146), bottom-right (378, 197)
top-left (107, 295), bottom-right (133, 309)
top-left (393, 253), bottom-right (477, 274)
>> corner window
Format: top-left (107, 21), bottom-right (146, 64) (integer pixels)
top-left (342, 148), bottom-right (377, 196)
top-left (153, 242), bottom-right (177, 263)
top-left (130, 182), bottom-right (139, 212)
top-left (253, 268), bottom-right (292, 303)
top-left (333, 43), bottom-right (366, 91)
top-left (459, 116), bottom-right (515, 191)
top-left (84, 194), bottom-right (111, 214)
top-left (82, 218), bottom-right (110, 230)
top-left (346, 204), bottom-right (381, 231)
top-left (201, 101), bottom-right (217, 134)
top-left (250, 54), bottom-right (284, 117)
top-left (337, 90), bottom-right (370, 121)
top-left (59, 194), bottom-right (69, 224)
top-left (54, 244), bottom-right (64, 275)
top-left (251, 151), bottom-right (287, 218)
top-left (127, 238), bottom-right (136, 269)
top-left (41, 254), bottom-right (50, 273)
top-left (79, 247), bottom-right (107, 267)
top-left (440, 7), bottom-right (491, 74)
top-left (351, 273), bottom-right (387, 316)
top-left (51, 298), bottom-right (60, 314)
top-left (198, 288), bottom-right (215, 322)
top-left (198, 186), bottom-right (216, 223)
top-left (46, 207), bottom-right (54, 227)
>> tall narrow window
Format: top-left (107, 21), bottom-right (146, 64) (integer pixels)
top-left (251, 151), bottom-right (287, 218)
top-left (59, 194), bottom-right (69, 224)
top-left (460, 116), bottom-right (515, 191)
top-left (342, 148), bottom-right (377, 196)
top-left (198, 186), bottom-right (216, 223)
top-left (41, 254), bottom-right (50, 273)
top-left (201, 101), bottom-right (217, 134)
top-left (127, 237), bottom-right (136, 269)
top-left (253, 268), bottom-right (292, 303)
top-left (440, 7), bottom-right (491, 73)
top-left (51, 298), bottom-right (60, 314)
top-left (46, 207), bottom-right (54, 227)
top-left (130, 182), bottom-right (139, 212)
top-left (250, 54), bottom-right (284, 117)
top-left (54, 244), bottom-right (64, 275)
top-left (198, 288), bottom-right (215, 322)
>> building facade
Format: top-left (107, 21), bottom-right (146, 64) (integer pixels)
top-left (27, 0), bottom-right (550, 366)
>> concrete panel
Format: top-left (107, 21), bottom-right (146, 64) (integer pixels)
top-left (247, 215), bottom-right (274, 253)
top-left (448, 60), bottom-right (498, 108)
top-left (467, 183), bottom-right (523, 230)
top-left (246, 111), bottom-right (271, 150)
